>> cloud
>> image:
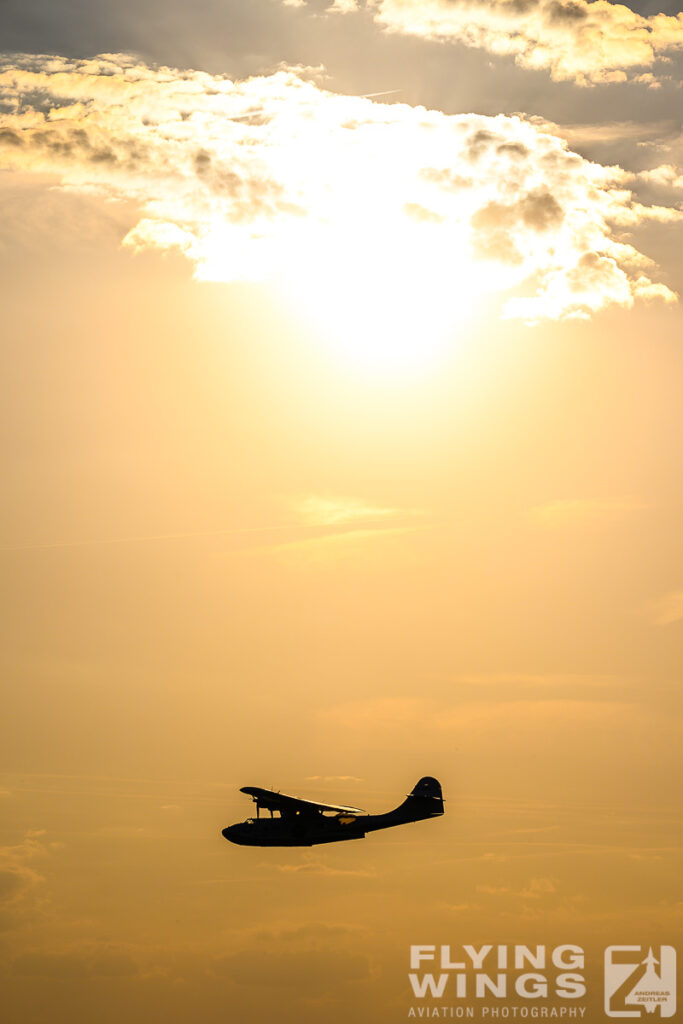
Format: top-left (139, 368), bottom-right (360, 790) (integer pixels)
top-left (520, 876), bottom-right (557, 899)
top-left (315, 0), bottom-right (683, 86)
top-left (276, 862), bottom-right (376, 876)
top-left (249, 922), bottom-right (364, 944)
top-left (314, 685), bottom-right (678, 759)
top-left (0, 54), bottom-right (679, 324)
top-left (11, 949), bottom-right (139, 978)
top-left (266, 526), bottom-right (415, 564)
top-left (214, 948), bottom-right (371, 993)
top-left (0, 832), bottom-right (47, 906)
top-left (255, 495), bottom-right (425, 562)
top-left (639, 164), bottom-right (683, 190)
top-left (0, 864), bottom-right (42, 904)
top-left (476, 877), bottom-right (557, 900)
top-left (544, 119), bottom-right (673, 147)
top-left (479, 876), bottom-right (557, 901)
top-left (294, 495), bottom-right (412, 527)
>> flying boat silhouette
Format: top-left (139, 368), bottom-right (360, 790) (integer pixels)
top-left (222, 776), bottom-right (443, 847)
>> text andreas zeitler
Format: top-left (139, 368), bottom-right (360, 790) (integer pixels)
top-left (408, 945), bottom-right (587, 1019)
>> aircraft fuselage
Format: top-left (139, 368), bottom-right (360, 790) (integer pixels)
top-left (222, 815), bottom-right (367, 847)
top-left (222, 778), bottom-right (444, 847)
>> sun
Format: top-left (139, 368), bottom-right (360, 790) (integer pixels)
top-left (275, 218), bottom-right (487, 378)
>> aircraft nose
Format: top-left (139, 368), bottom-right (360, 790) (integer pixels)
top-left (222, 825), bottom-right (241, 843)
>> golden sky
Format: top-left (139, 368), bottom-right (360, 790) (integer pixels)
top-left (1, 2), bottom-right (683, 1022)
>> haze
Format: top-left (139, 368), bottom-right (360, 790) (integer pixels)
top-left (1, 2), bottom-right (682, 1022)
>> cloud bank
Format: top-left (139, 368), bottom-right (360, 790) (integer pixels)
top-left (0, 54), bottom-right (679, 322)
top-left (302, 0), bottom-right (683, 86)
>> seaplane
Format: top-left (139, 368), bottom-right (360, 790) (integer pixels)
top-left (222, 776), bottom-right (444, 847)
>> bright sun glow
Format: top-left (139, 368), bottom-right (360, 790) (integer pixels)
top-left (269, 218), bottom-right (494, 377)
top-left (171, 76), bottom-right (671, 377)
top-left (7, 57), bottom-right (673, 372)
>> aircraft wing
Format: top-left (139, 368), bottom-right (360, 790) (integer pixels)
top-left (240, 786), bottom-right (365, 816)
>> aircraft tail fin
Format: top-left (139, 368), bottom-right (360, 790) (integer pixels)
top-left (394, 776), bottom-right (444, 821)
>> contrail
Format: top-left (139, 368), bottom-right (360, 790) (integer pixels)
top-left (361, 89), bottom-right (402, 99)
top-left (1, 516), bottom-right (425, 553)
top-left (1, 524), bottom-right (297, 552)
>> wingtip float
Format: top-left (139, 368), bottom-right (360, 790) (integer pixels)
top-left (222, 776), bottom-right (444, 847)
